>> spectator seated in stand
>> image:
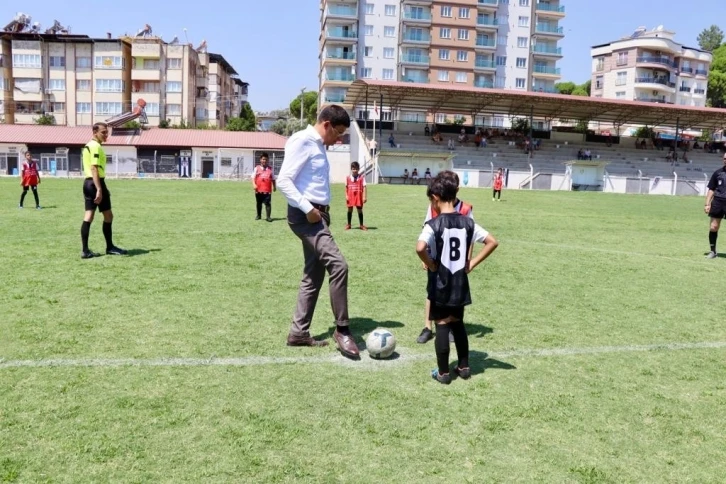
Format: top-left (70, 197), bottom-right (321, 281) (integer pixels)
top-left (388, 133), bottom-right (396, 148)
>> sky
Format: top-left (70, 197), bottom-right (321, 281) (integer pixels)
top-left (4, 1), bottom-right (722, 112)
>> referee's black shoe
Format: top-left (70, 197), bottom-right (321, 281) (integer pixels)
top-left (106, 246), bottom-right (128, 256)
top-left (81, 250), bottom-right (100, 259)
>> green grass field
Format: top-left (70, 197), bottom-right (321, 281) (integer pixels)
top-left (1, 178), bottom-right (725, 483)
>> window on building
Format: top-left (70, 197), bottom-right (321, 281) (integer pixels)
top-left (615, 91), bottom-right (626, 99)
top-left (459, 7), bottom-right (470, 19)
top-left (49, 56), bottom-right (65, 67)
top-left (519, 0), bottom-right (530, 5)
top-left (595, 75), bottom-right (603, 89)
top-left (95, 56), bottom-right (124, 69)
top-left (435, 113), bottom-right (446, 123)
top-left (145, 103), bottom-right (160, 115)
top-left (438, 70), bottom-right (449, 82)
top-left (76, 102), bottom-right (92, 113)
top-left (166, 81), bottom-right (182, 92)
top-left (516, 58), bottom-right (526, 68)
top-left (439, 49), bottom-right (450, 60)
top-left (167, 58), bottom-right (182, 69)
top-left (518, 16), bottom-right (529, 27)
top-left (495, 76), bottom-right (505, 88)
top-left (385, 5), bottom-right (396, 16)
top-left (49, 79), bottom-right (66, 91)
top-left (13, 54), bottom-right (41, 68)
top-left (361, 67), bottom-right (372, 78)
top-left (364, 46), bottom-right (373, 57)
top-left (517, 37), bottom-right (528, 48)
top-left (76, 57), bottom-right (92, 68)
top-left (440, 28), bottom-right (451, 39)
top-left (516, 78), bottom-right (526, 89)
top-left (616, 52), bottom-right (628, 66)
top-left (365, 3), bottom-right (374, 14)
top-left (595, 57), bottom-right (604, 71)
top-left (457, 51), bottom-right (468, 62)
top-left (456, 72), bottom-right (467, 83)
top-left (365, 25), bottom-right (373, 36)
top-left (52, 102), bottom-right (65, 113)
top-left (167, 104), bottom-right (182, 115)
top-left (496, 56), bottom-right (507, 66)
top-left (382, 68), bottom-right (394, 80)
top-left (95, 102), bottom-right (123, 115)
top-left (196, 107), bottom-right (208, 119)
top-left (95, 79), bottom-right (123, 92)
top-left (615, 71), bottom-right (627, 86)
top-left (458, 29), bottom-right (469, 41)
top-left (384, 26), bottom-right (395, 37)
top-left (441, 6), bottom-right (452, 17)
top-left (383, 47), bottom-right (394, 59)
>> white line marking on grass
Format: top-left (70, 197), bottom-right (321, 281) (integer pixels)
top-left (1, 341), bottom-right (725, 370)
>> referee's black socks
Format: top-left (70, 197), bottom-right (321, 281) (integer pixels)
top-left (709, 230), bottom-right (718, 253)
top-left (81, 221), bottom-right (91, 252)
top-left (103, 222), bottom-right (114, 250)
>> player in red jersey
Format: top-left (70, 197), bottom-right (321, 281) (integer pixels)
top-left (253, 153), bottom-right (276, 222)
top-left (19, 151), bottom-right (41, 209)
top-left (345, 161), bottom-right (367, 230)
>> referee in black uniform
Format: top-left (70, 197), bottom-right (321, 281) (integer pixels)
top-left (705, 154), bottom-right (726, 259)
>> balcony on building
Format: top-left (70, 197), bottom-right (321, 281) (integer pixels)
top-left (475, 35), bottom-right (496, 50)
top-left (476, 14), bottom-right (498, 30)
top-left (402, 6), bottom-right (432, 24)
top-left (132, 58), bottom-right (161, 81)
top-left (401, 30), bottom-right (431, 44)
top-left (533, 64), bottom-right (561, 77)
top-left (474, 56), bottom-right (496, 71)
top-left (532, 43), bottom-right (562, 57)
top-left (634, 76), bottom-right (676, 92)
top-left (401, 69), bottom-right (429, 83)
top-left (324, 88), bottom-right (348, 103)
top-left (325, 4), bottom-right (358, 20)
top-left (323, 48), bottom-right (356, 67)
top-left (695, 68), bottom-right (708, 76)
top-left (678, 65), bottom-right (694, 76)
top-left (131, 42), bottom-right (161, 59)
top-left (635, 93), bottom-right (673, 104)
top-left (401, 51), bottom-right (430, 66)
top-left (535, 22), bottom-right (564, 37)
top-left (477, 0), bottom-right (498, 11)
top-left (474, 76), bottom-right (494, 88)
top-left (636, 51), bottom-right (675, 69)
top-left (531, 83), bottom-right (557, 93)
top-left (325, 26), bottom-right (358, 43)
top-left (536, 2), bottom-right (565, 18)
top-left (324, 70), bottom-right (356, 83)
top-left (694, 87), bottom-right (706, 95)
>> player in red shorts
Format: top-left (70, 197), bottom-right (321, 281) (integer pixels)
top-left (19, 151), bottom-right (41, 209)
top-left (345, 161), bottom-right (367, 230)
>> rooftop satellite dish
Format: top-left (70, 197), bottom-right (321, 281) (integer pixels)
top-left (656, 25), bottom-right (664, 31)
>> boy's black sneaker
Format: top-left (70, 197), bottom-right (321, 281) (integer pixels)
top-left (454, 366), bottom-right (471, 380)
top-left (431, 369), bottom-right (452, 384)
top-left (106, 246), bottom-right (128, 256)
top-left (417, 327), bottom-right (433, 344)
top-left (81, 251), bottom-right (100, 259)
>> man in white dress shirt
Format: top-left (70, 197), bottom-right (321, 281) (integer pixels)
top-left (276, 105), bottom-right (360, 359)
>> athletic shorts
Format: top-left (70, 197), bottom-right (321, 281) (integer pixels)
top-left (256, 192), bottom-right (272, 205)
top-left (429, 303), bottom-right (464, 322)
top-left (83, 178), bottom-right (112, 212)
top-left (709, 197), bottom-right (726, 219)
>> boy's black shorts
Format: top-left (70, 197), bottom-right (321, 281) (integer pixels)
top-left (429, 303), bottom-right (464, 322)
top-left (256, 192), bottom-right (272, 205)
top-left (83, 178), bottom-right (111, 212)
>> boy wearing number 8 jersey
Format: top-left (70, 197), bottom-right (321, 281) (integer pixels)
top-left (416, 171), bottom-right (499, 383)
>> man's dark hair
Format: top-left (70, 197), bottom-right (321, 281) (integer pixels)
top-left (92, 122), bottom-right (108, 133)
top-left (260, 152), bottom-right (269, 160)
top-left (427, 171), bottom-right (458, 202)
top-left (317, 105), bottom-right (351, 128)
top-left (350, 161), bottom-right (360, 170)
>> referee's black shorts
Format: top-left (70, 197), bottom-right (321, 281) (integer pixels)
top-left (709, 197), bottom-right (726, 219)
top-left (83, 178), bottom-right (112, 212)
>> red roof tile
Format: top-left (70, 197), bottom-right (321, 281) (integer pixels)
top-left (0, 125), bottom-right (288, 150)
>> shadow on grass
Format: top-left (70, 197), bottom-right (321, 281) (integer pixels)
top-left (126, 248), bottom-right (162, 257)
top-left (316, 317), bottom-right (405, 340)
top-left (465, 322), bottom-right (494, 339)
top-left (467, 350), bottom-right (517, 377)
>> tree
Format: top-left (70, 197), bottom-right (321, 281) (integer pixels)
top-left (707, 44), bottom-right (726, 108)
top-left (554, 81), bottom-right (577, 95)
top-left (227, 102), bottom-right (257, 131)
top-left (34, 114), bottom-right (55, 125)
top-left (697, 25), bottom-right (724, 52)
top-left (269, 118), bottom-right (304, 136)
top-left (289, 91), bottom-right (318, 126)
top-left (511, 117), bottom-right (530, 134)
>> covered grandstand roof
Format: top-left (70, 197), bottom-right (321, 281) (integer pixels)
top-left (345, 80), bottom-right (726, 130)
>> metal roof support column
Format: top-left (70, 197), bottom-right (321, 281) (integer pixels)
top-left (365, 86), bottom-right (369, 140)
top-left (529, 105), bottom-right (534, 144)
top-left (673, 116), bottom-right (680, 167)
top-left (380, 93), bottom-right (384, 142)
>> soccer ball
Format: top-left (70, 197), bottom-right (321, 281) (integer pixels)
top-left (366, 328), bottom-right (396, 359)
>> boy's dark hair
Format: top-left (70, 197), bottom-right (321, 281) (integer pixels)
top-left (427, 171), bottom-right (458, 202)
top-left (92, 122), bottom-right (108, 133)
top-left (317, 105), bottom-right (351, 128)
top-left (350, 161), bottom-right (360, 170)
top-left (260, 152), bottom-right (269, 160)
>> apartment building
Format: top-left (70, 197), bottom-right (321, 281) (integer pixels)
top-left (319, 0), bottom-right (566, 122)
top-left (0, 29), bottom-right (246, 128)
top-left (591, 26), bottom-right (711, 107)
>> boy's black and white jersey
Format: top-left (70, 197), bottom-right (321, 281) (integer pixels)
top-left (418, 212), bottom-right (489, 308)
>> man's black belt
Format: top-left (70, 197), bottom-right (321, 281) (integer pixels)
top-left (311, 203), bottom-right (329, 213)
